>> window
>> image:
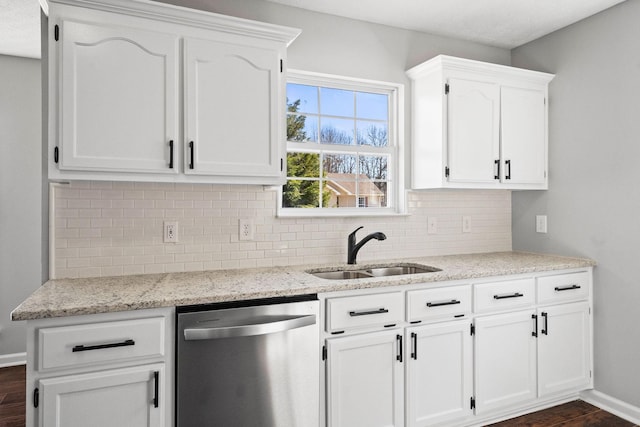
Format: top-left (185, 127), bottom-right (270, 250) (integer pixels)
top-left (279, 70), bottom-right (404, 216)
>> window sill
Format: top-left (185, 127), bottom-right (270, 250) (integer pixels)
top-left (276, 208), bottom-right (409, 218)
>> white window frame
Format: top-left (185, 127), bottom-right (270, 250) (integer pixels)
top-left (278, 70), bottom-right (406, 217)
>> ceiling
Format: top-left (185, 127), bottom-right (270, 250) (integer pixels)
top-left (0, 0), bottom-right (628, 58)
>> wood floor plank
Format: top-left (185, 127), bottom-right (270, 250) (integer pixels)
top-left (487, 400), bottom-right (601, 427)
top-left (552, 410), bottom-right (637, 427)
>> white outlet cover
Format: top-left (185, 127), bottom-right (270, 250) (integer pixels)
top-left (239, 218), bottom-right (255, 241)
top-left (536, 215), bottom-right (548, 233)
top-left (427, 217), bottom-right (437, 234)
top-left (164, 221), bottom-right (178, 242)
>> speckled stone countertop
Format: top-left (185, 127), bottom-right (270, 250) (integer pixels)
top-left (12, 251), bottom-right (595, 321)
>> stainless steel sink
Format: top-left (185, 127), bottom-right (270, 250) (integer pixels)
top-left (310, 270), bottom-right (374, 280)
top-left (364, 265), bottom-right (440, 277)
top-left (307, 263), bottom-right (441, 280)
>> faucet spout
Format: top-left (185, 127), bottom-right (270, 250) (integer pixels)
top-left (347, 227), bottom-right (387, 264)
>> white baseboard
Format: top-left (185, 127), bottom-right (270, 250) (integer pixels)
top-left (0, 352), bottom-right (26, 368)
top-left (581, 389), bottom-right (640, 424)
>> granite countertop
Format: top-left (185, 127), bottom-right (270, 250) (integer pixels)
top-left (11, 251), bottom-right (595, 321)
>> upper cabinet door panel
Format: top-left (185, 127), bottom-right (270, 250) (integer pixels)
top-left (501, 86), bottom-right (547, 185)
top-left (447, 78), bottom-right (500, 184)
top-left (60, 20), bottom-right (179, 173)
top-left (184, 37), bottom-right (281, 178)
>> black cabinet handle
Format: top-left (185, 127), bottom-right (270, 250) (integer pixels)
top-left (153, 371), bottom-right (159, 408)
top-left (505, 159), bottom-right (511, 180)
top-left (493, 292), bottom-right (524, 300)
top-left (555, 284), bottom-right (581, 292)
top-left (494, 159), bottom-right (500, 180)
top-left (349, 308), bottom-right (389, 317)
top-left (426, 299), bottom-right (461, 308)
top-left (189, 141), bottom-right (194, 169)
top-left (396, 334), bottom-right (403, 362)
top-left (541, 312), bottom-right (548, 335)
top-left (532, 314), bottom-right (538, 337)
top-left (168, 140), bottom-right (174, 169)
top-left (72, 339), bottom-right (135, 352)
top-left (410, 332), bottom-right (417, 360)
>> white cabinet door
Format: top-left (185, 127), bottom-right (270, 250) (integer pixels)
top-left (184, 36), bottom-right (283, 180)
top-left (406, 321), bottom-right (473, 427)
top-left (474, 310), bottom-right (537, 414)
top-left (39, 364), bottom-right (164, 427)
top-left (446, 77), bottom-right (500, 184)
top-left (538, 302), bottom-right (591, 397)
top-left (501, 86), bottom-right (547, 185)
top-left (326, 330), bottom-right (404, 427)
top-left (59, 20), bottom-right (179, 174)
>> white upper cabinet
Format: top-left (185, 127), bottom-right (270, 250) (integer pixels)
top-left (58, 20), bottom-right (179, 174)
top-left (46, 0), bottom-right (300, 184)
top-left (407, 55), bottom-right (554, 190)
top-left (184, 36), bottom-right (282, 178)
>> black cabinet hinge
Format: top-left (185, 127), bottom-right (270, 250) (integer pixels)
top-left (33, 388), bottom-right (39, 408)
top-left (470, 323), bottom-right (475, 336)
top-left (54, 25), bottom-right (59, 41)
top-left (322, 345), bottom-right (327, 361)
top-left (445, 83), bottom-right (450, 94)
top-left (445, 166), bottom-right (450, 178)
top-left (54, 146), bottom-right (59, 164)
top-left (470, 396), bottom-right (476, 410)
top-left (280, 59), bottom-right (283, 73)
top-left (280, 158), bottom-right (284, 172)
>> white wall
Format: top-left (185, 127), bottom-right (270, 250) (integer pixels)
top-left (511, 0), bottom-right (640, 407)
top-left (0, 54), bottom-right (42, 361)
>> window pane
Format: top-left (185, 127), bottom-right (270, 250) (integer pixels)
top-left (287, 152), bottom-right (320, 178)
top-left (364, 181), bottom-right (388, 208)
top-left (356, 122), bottom-right (388, 147)
top-left (359, 155), bottom-right (388, 180)
top-left (320, 118), bottom-right (354, 145)
top-left (356, 92), bottom-right (388, 120)
top-left (324, 176), bottom-right (357, 208)
top-left (320, 88), bottom-right (354, 117)
top-left (287, 84), bottom-right (318, 114)
top-left (282, 179), bottom-right (321, 208)
top-left (323, 153), bottom-right (357, 175)
top-left (287, 114), bottom-right (318, 142)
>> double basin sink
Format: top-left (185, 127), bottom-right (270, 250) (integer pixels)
top-left (308, 263), bottom-right (441, 280)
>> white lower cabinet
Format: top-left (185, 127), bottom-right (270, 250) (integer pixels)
top-left (406, 320), bottom-right (473, 427)
top-left (321, 268), bottom-right (593, 427)
top-left (537, 302), bottom-right (591, 397)
top-left (326, 329), bottom-right (404, 427)
top-left (26, 308), bottom-right (174, 427)
top-left (474, 310), bottom-right (538, 414)
top-left (39, 364), bottom-right (164, 427)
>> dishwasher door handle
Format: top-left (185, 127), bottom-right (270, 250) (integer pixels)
top-left (184, 314), bottom-right (316, 340)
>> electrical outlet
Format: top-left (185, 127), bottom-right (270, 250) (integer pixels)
top-left (536, 215), bottom-right (548, 233)
top-left (164, 221), bottom-right (178, 243)
top-left (462, 216), bottom-right (471, 233)
top-left (239, 218), bottom-right (255, 241)
top-left (427, 217), bottom-right (437, 234)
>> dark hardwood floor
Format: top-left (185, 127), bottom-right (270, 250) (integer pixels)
top-left (0, 365), bottom-right (25, 427)
top-left (0, 365), bottom-right (636, 426)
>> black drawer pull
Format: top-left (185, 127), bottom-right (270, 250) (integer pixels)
top-left (72, 339), bottom-right (135, 352)
top-left (153, 371), bottom-right (159, 408)
top-left (555, 284), bottom-right (581, 292)
top-left (168, 140), bottom-right (174, 169)
top-left (426, 299), bottom-right (461, 307)
top-left (349, 308), bottom-right (389, 317)
top-left (541, 312), bottom-right (549, 335)
top-left (189, 141), bottom-right (194, 169)
top-left (493, 292), bottom-right (524, 300)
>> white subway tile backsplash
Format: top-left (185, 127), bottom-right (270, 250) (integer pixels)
top-left (51, 182), bottom-right (512, 279)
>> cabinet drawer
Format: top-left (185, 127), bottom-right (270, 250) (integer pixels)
top-left (537, 271), bottom-right (589, 304)
top-left (474, 278), bottom-right (535, 313)
top-left (326, 292), bottom-right (403, 333)
top-left (407, 285), bottom-right (471, 322)
top-left (38, 317), bottom-right (165, 370)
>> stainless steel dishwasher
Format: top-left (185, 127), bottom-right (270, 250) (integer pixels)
top-left (176, 294), bottom-right (320, 427)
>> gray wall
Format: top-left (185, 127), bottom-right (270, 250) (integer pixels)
top-left (0, 54), bottom-right (42, 359)
top-left (511, 0), bottom-right (640, 407)
top-left (158, 0), bottom-right (510, 188)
